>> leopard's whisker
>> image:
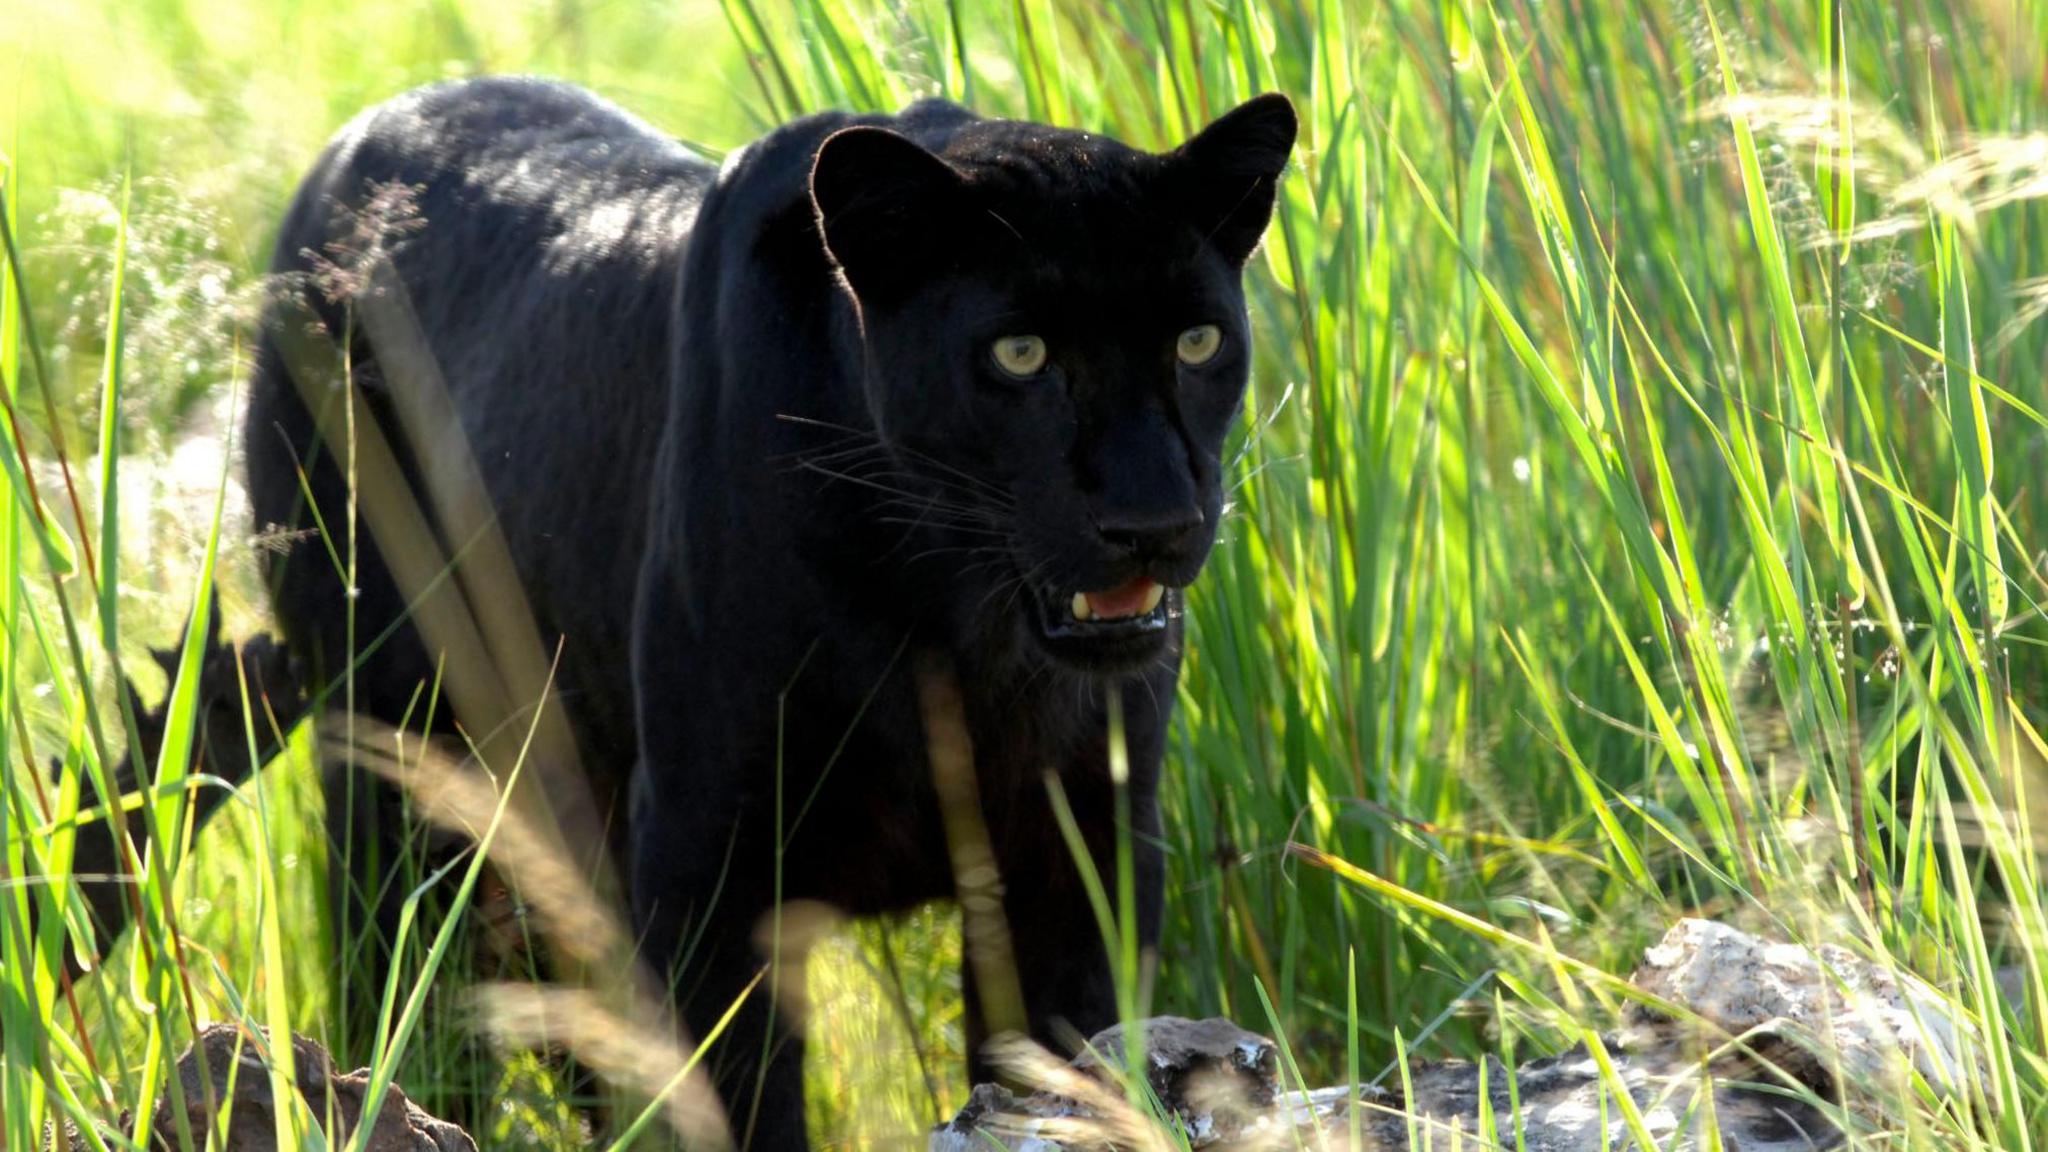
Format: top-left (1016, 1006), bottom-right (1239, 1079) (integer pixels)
top-left (779, 413), bottom-right (1017, 505)
top-left (794, 460), bottom-right (1009, 526)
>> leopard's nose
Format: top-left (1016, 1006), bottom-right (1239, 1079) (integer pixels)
top-left (1096, 502), bottom-right (1205, 561)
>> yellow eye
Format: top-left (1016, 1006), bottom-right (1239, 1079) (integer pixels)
top-left (1176, 324), bottom-right (1223, 365)
top-left (991, 334), bottom-right (1048, 377)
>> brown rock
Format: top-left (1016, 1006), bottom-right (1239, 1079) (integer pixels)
top-left (150, 1024), bottom-right (475, 1151)
top-left (1071, 1017), bottom-right (1279, 1138)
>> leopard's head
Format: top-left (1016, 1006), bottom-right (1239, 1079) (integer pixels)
top-left (812, 95), bottom-right (1295, 673)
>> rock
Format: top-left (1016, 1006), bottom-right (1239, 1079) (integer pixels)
top-left (1626, 917), bottom-right (1976, 1124)
top-left (149, 1024), bottom-right (475, 1151)
top-left (1365, 1044), bottom-right (1837, 1152)
top-left (1071, 1018), bottom-right (1278, 1140)
top-left (932, 919), bottom-right (1979, 1150)
top-left (932, 1024), bottom-right (1838, 1151)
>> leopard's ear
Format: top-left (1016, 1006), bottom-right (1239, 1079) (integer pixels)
top-left (1165, 93), bottom-right (1297, 267)
top-left (811, 126), bottom-right (966, 309)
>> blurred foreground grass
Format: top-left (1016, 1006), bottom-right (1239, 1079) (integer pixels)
top-left (5, 0), bottom-right (2048, 1148)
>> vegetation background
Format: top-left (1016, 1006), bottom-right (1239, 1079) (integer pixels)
top-left (3, 0), bottom-right (2047, 1147)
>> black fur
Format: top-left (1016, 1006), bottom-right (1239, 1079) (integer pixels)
top-left (242, 77), bottom-right (1293, 1149)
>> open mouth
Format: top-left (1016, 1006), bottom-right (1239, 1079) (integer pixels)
top-left (1035, 576), bottom-right (1173, 643)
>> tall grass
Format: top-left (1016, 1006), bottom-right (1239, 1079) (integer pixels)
top-left (4, 0), bottom-right (2048, 1147)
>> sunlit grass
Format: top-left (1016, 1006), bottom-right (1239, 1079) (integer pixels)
top-left (4, 0), bottom-right (2048, 1148)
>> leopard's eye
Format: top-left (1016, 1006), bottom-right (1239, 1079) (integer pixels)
top-left (991, 334), bottom-right (1049, 377)
top-left (1176, 324), bottom-right (1223, 366)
